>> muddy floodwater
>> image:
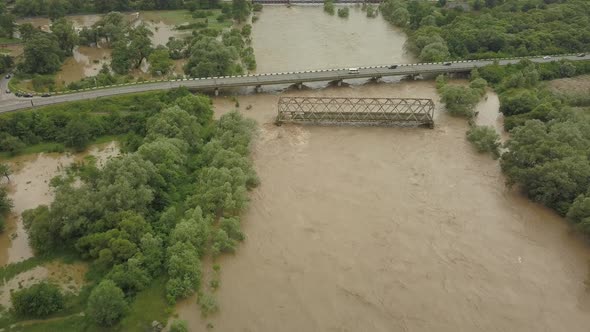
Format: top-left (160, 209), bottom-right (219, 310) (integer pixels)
top-left (176, 81), bottom-right (590, 331)
top-left (252, 5), bottom-right (415, 73)
top-left (17, 12), bottom-right (189, 84)
top-left (0, 142), bottom-right (119, 266)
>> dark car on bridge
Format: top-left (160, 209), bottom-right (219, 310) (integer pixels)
top-left (388, 65), bottom-right (398, 69)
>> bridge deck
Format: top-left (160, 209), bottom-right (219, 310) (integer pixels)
top-left (277, 97), bottom-right (435, 128)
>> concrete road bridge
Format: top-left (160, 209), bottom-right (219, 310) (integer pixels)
top-left (0, 54), bottom-right (588, 113)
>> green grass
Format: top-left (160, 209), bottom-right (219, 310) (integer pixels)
top-left (0, 37), bottom-right (22, 44)
top-left (10, 278), bottom-right (172, 332)
top-left (0, 136), bottom-right (123, 161)
top-left (118, 278), bottom-right (171, 332)
top-left (140, 9), bottom-right (231, 30)
top-left (0, 251), bottom-right (80, 286)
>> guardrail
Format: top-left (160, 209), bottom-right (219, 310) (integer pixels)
top-left (7, 53), bottom-right (589, 98)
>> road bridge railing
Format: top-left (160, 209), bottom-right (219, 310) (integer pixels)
top-left (2, 53), bottom-right (588, 113)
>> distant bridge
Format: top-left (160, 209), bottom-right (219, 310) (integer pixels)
top-left (252, 0), bottom-right (381, 3)
top-left (276, 96), bottom-right (435, 128)
top-left (0, 54), bottom-right (588, 113)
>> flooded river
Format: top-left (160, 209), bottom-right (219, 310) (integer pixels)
top-left (176, 81), bottom-right (590, 331)
top-left (252, 5), bottom-right (415, 73)
top-left (0, 142), bottom-right (119, 265)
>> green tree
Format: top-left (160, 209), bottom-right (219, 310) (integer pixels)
top-left (419, 42), bottom-right (449, 62)
top-left (166, 242), bottom-right (201, 302)
top-left (50, 18), bottom-right (78, 56)
top-left (323, 0), bottom-right (335, 15)
top-left (11, 282), bottom-right (64, 318)
top-left (111, 41), bottom-right (132, 74)
top-left (439, 85), bottom-right (481, 117)
top-left (128, 24), bottom-right (153, 69)
top-left (337, 7), bottom-right (349, 18)
top-left (232, 0), bottom-right (251, 22)
top-left (22, 33), bottom-right (63, 74)
top-left (170, 320), bottom-right (189, 332)
top-left (466, 126), bottom-right (501, 158)
top-left (148, 47), bottom-right (173, 76)
top-left (184, 36), bottom-right (241, 78)
top-left (62, 117), bottom-right (92, 151)
top-left (87, 280), bottom-right (128, 327)
top-left (23, 205), bottom-right (57, 253)
top-left (568, 194), bottom-right (590, 234)
top-left (0, 163), bottom-right (11, 182)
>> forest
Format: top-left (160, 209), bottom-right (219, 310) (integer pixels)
top-left (1, 0), bottom-right (254, 92)
top-left (0, 88), bottom-right (258, 329)
top-left (380, 0), bottom-right (590, 61)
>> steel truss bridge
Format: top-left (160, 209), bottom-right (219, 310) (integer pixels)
top-left (276, 96), bottom-right (435, 128)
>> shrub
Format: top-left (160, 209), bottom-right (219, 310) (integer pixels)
top-left (11, 282), bottom-right (64, 317)
top-left (466, 126), bottom-right (501, 158)
top-left (324, 0), bottom-right (335, 15)
top-left (170, 320), bottom-right (189, 332)
top-left (198, 292), bottom-right (218, 316)
top-left (86, 280), bottom-right (128, 326)
top-left (337, 7), bottom-right (350, 18)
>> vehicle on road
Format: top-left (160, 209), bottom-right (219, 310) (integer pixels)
top-left (578, 53), bottom-right (586, 57)
top-left (5, 89), bottom-right (10, 94)
top-left (388, 65), bottom-right (398, 69)
top-left (543, 56), bottom-right (551, 59)
top-left (348, 68), bottom-right (359, 74)
top-left (4, 74), bottom-right (10, 79)
top-left (443, 62), bottom-right (452, 66)
top-left (23, 93), bottom-right (33, 98)
top-left (14, 92), bottom-right (22, 97)
top-left (41, 93), bottom-right (51, 97)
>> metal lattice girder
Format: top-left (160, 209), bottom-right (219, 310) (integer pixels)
top-left (276, 97), bottom-right (435, 128)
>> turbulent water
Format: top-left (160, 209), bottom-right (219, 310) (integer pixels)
top-left (8, 7), bottom-right (590, 331)
top-left (251, 5), bottom-right (415, 73)
top-left (176, 81), bottom-right (590, 332)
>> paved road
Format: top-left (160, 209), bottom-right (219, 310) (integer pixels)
top-left (1, 54), bottom-right (588, 113)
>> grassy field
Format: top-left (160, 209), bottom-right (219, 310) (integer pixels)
top-left (140, 9), bottom-right (232, 30)
top-left (0, 37), bottom-right (22, 44)
top-left (11, 278), bottom-right (171, 332)
top-left (0, 135), bottom-right (123, 161)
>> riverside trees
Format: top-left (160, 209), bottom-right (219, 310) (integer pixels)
top-left (19, 89), bottom-right (258, 325)
top-left (380, 0), bottom-right (590, 61)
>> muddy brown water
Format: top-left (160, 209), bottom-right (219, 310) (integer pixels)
top-left (175, 81), bottom-right (590, 332)
top-left (17, 13), bottom-right (189, 84)
top-left (0, 142), bottom-right (119, 266)
top-left (252, 6), bottom-right (415, 73)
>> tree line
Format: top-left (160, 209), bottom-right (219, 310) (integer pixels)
top-left (437, 58), bottom-right (590, 235)
top-left (7, 88), bottom-right (258, 326)
top-left (9, 0), bottom-right (223, 18)
top-left (380, 0), bottom-right (590, 62)
top-left (9, 0), bottom-right (253, 91)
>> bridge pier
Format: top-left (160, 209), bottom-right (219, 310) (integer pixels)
top-left (337, 80), bottom-right (343, 87)
top-left (297, 83), bottom-right (303, 90)
top-left (214, 88), bottom-right (219, 96)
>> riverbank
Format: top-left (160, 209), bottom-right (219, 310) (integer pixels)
top-left (174, 80), bottom-right (590, 331)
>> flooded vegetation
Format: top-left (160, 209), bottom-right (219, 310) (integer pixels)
top-left (0, 142), bottom-right (119, 266)
top-left (3, 2), bottom-right (590, 331)
top-left (17, 12), bottom-right (192, 84)
top-left (175, 81), bottom-right (590, 331)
